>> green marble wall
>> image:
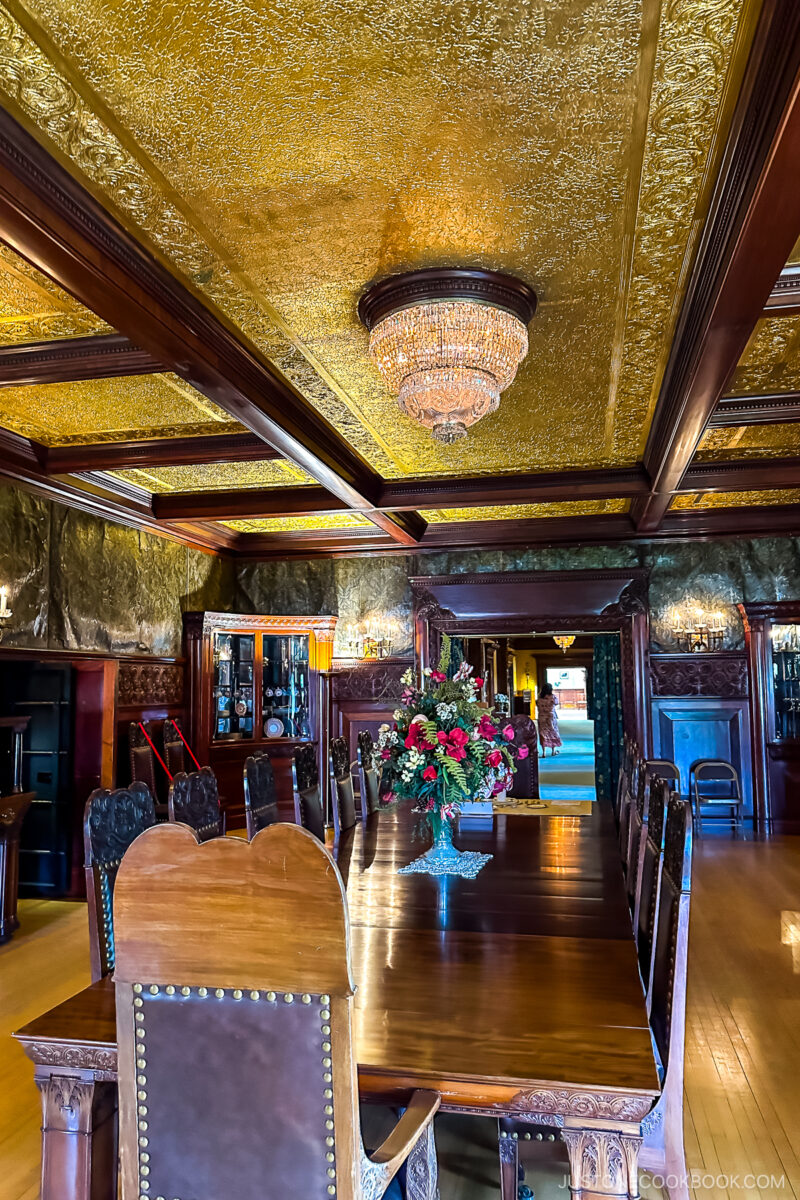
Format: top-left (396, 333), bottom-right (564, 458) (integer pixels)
top-left (236, 537), bottom-right (800, 653)
top-left (0, 483), bottom-right (235, 656)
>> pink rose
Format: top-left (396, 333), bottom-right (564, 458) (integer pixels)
top-left (423, 766), bottom-right (437, 781)
top-left (430, 670), bottom-right (447, 683)
top-left (517, 745), bottom-right (529, 759)
top-left (503, 725), bottom-right (515, 741)
top-left (380, 748), bottom-right (392, 760)
top-left (486, 749), bottom-right (503, 768)
top-left (477, 714), bottom-right (497, 740)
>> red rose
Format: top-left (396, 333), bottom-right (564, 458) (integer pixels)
top-left (517, 745), bottom-right (529, 759)
top-left (503, 725), bottom-right (515, 741)
top-left (450, 727), bottom-right (469, 746)
top-left (487, 749), bottom-right (503, 768)
top-left (423, 766), bottom-right (437, 781)
top-left (474, 676), bottom-right (484, 687)
top-left (380, 748), bottom-right (392, 760)
top-left (477, 714), bottom-right (497, 740)
top-left (431, 670), bottom-right (447, 683)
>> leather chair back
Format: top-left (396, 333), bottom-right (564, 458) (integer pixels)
top-left (83, 782), bottom-right (156, 980)
top-left (112, 822), bottom-right (440, 1200)
top-left (168, 766), bottom-right (223, 841)
top-left (650, 795), bottom-right (693, 1071)
top-left (330, 736), bottom-right (357, 838)
top-left (356, 730), bottom-right (381, 819)
top-left (244, 750), bottom-right (279, 838)
top-left (636, 775), bottom-right (668, 1008)
top-left (293, 743), bottom-right (324, 841)
top-left (163, 718), bottom-right (187, 780)
top-left (128, 721), bottom-right (162, 812)
top-left (504, 714), bottom-right (539, 799)
top-left (626, 766), bottom-right (650, 917)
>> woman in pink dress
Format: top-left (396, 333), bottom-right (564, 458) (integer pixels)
top-left (537, 682), bottom-right (562, 756)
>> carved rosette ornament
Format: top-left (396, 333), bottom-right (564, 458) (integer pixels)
top-left (503, 1088), bottom-right (653, 1123)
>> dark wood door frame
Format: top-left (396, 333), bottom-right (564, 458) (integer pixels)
top-left (410, 569), bottom-right (651, 755)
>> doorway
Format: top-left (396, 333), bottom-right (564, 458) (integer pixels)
top-left (540, 662), bottom-right (596, 802)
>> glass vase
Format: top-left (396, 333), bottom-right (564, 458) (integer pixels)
top-left (398, 807), bottom-right (493, 879)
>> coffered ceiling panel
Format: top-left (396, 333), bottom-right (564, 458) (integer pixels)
top-left (696, 423), bottom-right (800, 461)
top-left (420, 499), bottom-right (629, 523)
top-left (0, 373), bottom-right (244, 444)
top-left (725, 316), bottom-right (800, 397)
top-left (109, 460), bottom-right (313, 493)
top-left (0, 240), bottom-right (111, 344)
top-left (0, 0), bottom-right (750, 478)
top-left (672, 489), bottom-right (800, 511)
top-left (222, 513), bottom-right (374, 534)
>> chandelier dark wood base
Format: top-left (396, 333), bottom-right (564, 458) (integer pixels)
top-left (358, 268), bottom-right (538, 444)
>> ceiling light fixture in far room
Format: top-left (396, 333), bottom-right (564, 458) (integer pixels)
top-left (358, 268), bottom-right (537, 444)
top-left (553, 635), bottom-right (576, 654)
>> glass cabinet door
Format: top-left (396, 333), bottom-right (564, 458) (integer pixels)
top-left (772, 623), bottom-right (800, 739)
top-left (213, 632), bottom-right (255, 741)
top-left (262, 634), bottom-right (311, 740)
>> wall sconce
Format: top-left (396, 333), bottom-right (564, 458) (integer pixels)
top-left (0, 585), bottom-right (12, 640)
top-left (670, 606), bottom-right (724, 652)
top-left (553, 635), bottom-right (575, 654)
top-left (338, 617), bottom-right (398, 661)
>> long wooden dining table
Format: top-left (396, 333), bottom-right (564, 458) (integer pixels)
top-left (15, 803), bottom-right (659, 1200)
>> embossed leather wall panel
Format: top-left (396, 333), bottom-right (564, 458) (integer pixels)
top-left (650, 654), bottom-right (748, 698)
top-left (0, 482), bottom-right (234, 655)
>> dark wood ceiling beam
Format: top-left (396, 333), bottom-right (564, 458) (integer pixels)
top-left (44, 432), bottom-right (276, 473)
top-left (0, 333), bottom-right (162, 387)
top-left (709, 392), bottom-right (800, 426)
top-left (633, 2), bottom-right (800, 533)
top-left (0, 107), bottom-right (420, 545)
top-left (682, 455), bottom-right (800, 491)
top-left (378, 465), bottom-right (649, 510)
top-left (154, 486), bottom-right (348, 521)
top-left (764, 264), bottom-right (800, 314)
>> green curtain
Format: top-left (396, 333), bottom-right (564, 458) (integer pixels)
top-left (591, 634), bottom-right (624, 803)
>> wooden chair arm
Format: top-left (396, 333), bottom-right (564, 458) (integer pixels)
top-left (362, 1089), bottom-right (440, 1194)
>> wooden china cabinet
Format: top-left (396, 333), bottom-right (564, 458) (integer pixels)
top-left (739, 601), bottom-right (800, 831)
top-left (183, 612), bottom-right (337, 823)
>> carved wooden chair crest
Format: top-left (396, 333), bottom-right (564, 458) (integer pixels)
top-left (244, 750), bottom-right (279, 838)
top-left (168, 766), bottom-right (223, 842)
top-left (504, 714), bottom-right (539, 799)
top-left (356, 730), bottom-right (381, 820)
top-left (292, 743), bottom-right (325, 841)
top-left (162, 718), bottom-right (187, 780)
top-left (639, 795), bottom-right (693, 1199)
top-left (113, 822), bottom-right (440, 1200)
top-left (83, 782), bottom-right (156, 980)
top-left (330, 736), bottom-right (357, 839)
top-left (636, 774), bottom-right (669, 1012)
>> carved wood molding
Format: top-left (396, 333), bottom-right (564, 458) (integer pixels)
top-left (0, 333), bottom-right (161, 386)
top-left (331, 660), bottom-right (411, 701)
top-left (117, 661), bottom-right (184, 708)
top-left (20, 1039), bottom-right (118, 1075)
top-left (501, 1087), bottom-right (654, 1123)
top-left (196, 611), bottom-right (338, 640)
top-left (649, 653), bottom-right (748, 698)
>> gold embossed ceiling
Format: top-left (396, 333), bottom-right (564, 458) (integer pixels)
top-left (420, 500), bottom-right (629, 523)
top-left (0, 0), bottom-right (751, 478)
top-left (0, 373), bottom-right (244, 444)
top-left (0, 240), bottom-right (111, 344)
top-left (696, 424), bottom-right (800, 461)
top-left (672, 490), bottom-right (800, 511)
top-left (726, 316), bottom-right (800, 396)
top-left (222, 514), bottom-right (374, 534)
top-left (110, 461), bottom-right (313, 493)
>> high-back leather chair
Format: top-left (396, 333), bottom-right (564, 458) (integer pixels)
top-left (639, 795), bottom-right (693, 1196)
top-left (355, 730), bottom-right (381, 820)
top-left (615, 734), bottom-right (638, 825)
top-left (636, 774), bottom-right (669, 1012)
top-left (162, 718), bottom-right (187, 780)
top-left (83, 782), bottom-right (156, 980)
top-left (244, 750), bottom-right (279, 838)
top-left (618, 746), bottom-right (640, 871)
top-left (690, 759), bottom-right (744, 835)
top-left (128, 721), bottom-right (165, 816)
top-left (292, 743), bottom-right (324, 841)
top-left (626, 765), bottom-right (651, 920)
top-left (504, 714), bottom-right (540, 799)
top-left (0, 790), bottom-right (35, 945)
top-left (168, 766), bottom-right (223, 841)
top-left (112, 822), bottom-right (440, 1200)
top-left (329, 736), bottom-right (357, 839)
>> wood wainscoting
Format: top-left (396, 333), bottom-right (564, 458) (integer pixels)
top-left (649, 653), bottom-right (752, 814)
top-left (330, 659), bottom-right (411, 765)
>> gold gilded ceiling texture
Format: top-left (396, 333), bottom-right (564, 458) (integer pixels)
top-left (0, 0), bottom-right (750, 480)
top-left (672, 490), bottom-right (800, 511)
top-left (726, 317), bottom-right (800, 397)
top-left (110, 460), bottom-right (312, 494)
top-left (420, 499), bottom-right (629, 523)
top-left (0, 241), bottom-right (111, 344)
top-left (0, 373), bottom-right (244, 444)
top-left (696, 424), bottom-right (800, 461)
top-left (223, 513), bottom-right (374, 534)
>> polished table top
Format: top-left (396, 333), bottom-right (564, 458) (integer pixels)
top-left (16, 804), bottom-right (659, 1113)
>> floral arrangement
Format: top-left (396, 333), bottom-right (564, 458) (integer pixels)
top-left (376, 636), bottom-right (529, 828)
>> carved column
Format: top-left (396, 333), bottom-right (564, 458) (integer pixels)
top-left (561, 1128), bottom-right (642, 1200)
top-left (405, 1120), bottom-right (439, 1200)
top-left (38, 1073), bottom-right (117, 1200)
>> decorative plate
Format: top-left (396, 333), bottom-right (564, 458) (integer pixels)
top-left (234, 700), bottom-right (247, 717)
top-left (264, 717), bottom-right (285, 738)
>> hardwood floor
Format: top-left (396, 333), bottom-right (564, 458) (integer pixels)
top-left (2, 831), bottom-right (799, 1200)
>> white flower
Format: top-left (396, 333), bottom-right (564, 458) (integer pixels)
top-left (378, 722), bottom-right (390, 734)
top-left (393, 709), bottom-right (403, 720)
top-left (423, 667), bottom-right (433, 677)
top-left (401, 668), bottom-right (414, 685)
top-left (410, 713), bottom-right (427, 725)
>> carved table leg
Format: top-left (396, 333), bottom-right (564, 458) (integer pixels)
top-left (405, 1120), bottom-right (439, 1200)
top-left (38, 1074), bottom-right (117, 1200)
top-left (561, 1127), bottom-right (642, 1200)
top-left (498, 1124), bottom-right (520, 1200)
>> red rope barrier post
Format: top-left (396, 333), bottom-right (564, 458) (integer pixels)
top-left (169, 720), bottom-right (202, 771)
top-left (138, 722), bottom-right (173, 782)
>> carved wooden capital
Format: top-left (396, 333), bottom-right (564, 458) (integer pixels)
top-left (561, 1128), bottom-right (642, 1199)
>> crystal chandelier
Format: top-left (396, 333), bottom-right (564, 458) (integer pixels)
top-left (358, 268), bottom-right (537, 444)
top-left (553, 635), bottom-right (576, 654)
